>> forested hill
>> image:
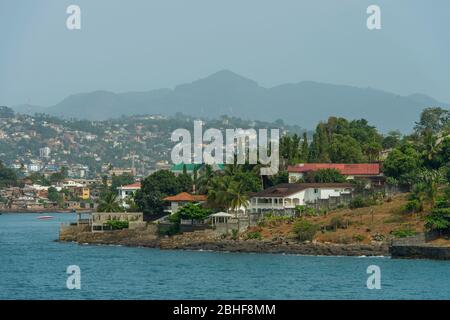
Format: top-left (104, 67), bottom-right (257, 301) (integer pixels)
top-left (13, 70), bottom-right (450, 133)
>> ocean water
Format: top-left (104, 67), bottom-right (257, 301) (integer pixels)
top-left (0, 213), bottom-right (448, 300)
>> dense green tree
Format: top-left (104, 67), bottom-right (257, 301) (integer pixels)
top-left (414, 107), bottom-right (449, 134)
top-left (170, 203), bottom-right (211, 223)
top-left (329, 134), bottom-right (365, 163)
top-left (308, 117), bottom-right (382, 163)
top-left (49, 171), bottom-right (66, 184)
top-left (177, 173), bottom-right (193, 193)
top-left (134, 170), bottom-right (181, 216)
top-left (279, 134), bottom-right (302, 168)
top-left (301, 132), bottom-right (309, 161)
top-left (47, 187), bottom-right (61, 203)
top-left (309, 123), bottom-right (330, 162)
top-left (111, 173), bottom-right (135, 191)
top-left (304, 168), bottom-right (346, 183)
top-left (382, 144), bottom-right (422, 183)
top-left (382, 130), bottom-right (402, 149)
top-left (266, 171), bottom-right (289, 187)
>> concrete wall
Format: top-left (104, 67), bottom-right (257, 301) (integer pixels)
top-left (390, 245), bottom-right (450, 260)
top-left (214, 218), bottom-right (250, 235)
top-left (59, 223), bottom-right (159, 245)
top-left (92, 212), bottom-right (143, 223)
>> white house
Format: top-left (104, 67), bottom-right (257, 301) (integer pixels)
top-left (117, 182), bottom-right (141, 208)
top-left (249, 183), bottom-right (353, 215)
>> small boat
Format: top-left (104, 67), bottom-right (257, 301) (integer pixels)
top-left (37, 215), bottom-right (54, 220)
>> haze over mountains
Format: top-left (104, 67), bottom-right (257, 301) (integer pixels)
top-left (12, 70), bottom-right (449, 132)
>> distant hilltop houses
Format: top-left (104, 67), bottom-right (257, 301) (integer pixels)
top-left (0, 106), bottom-right (302, 179)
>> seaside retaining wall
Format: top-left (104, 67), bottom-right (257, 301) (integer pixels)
top-left (389, 232), bottom-right (449, 260)
top-left (390, 245), bottom-right (450, 260)
top-left (59, 223), bottom-right (159, 246)
top-left (59, 224), bottom-right (91, 241)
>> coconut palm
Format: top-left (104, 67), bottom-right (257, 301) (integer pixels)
top-left (207, 176), bottom-right (232, 211)
top-left (195, 164), bottom-right (215, 194)
top-left (227, 180), bottom-right (249, 214)
top-left (97, 192), bottom-right (122, 212)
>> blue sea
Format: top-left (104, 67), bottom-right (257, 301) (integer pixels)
top-left (0, 213), bottom-right (448, 300)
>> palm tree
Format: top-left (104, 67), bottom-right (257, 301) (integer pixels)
top-left (207, 176), bottom-right (249, 214)
top-left (421, 130), bottom-right (441, 168)
top-left (97, 192), bottom-right (122, 212)
top-left (195, 164), bottom-right (215, 194)
top-left (207, 176), bottom-right (232, 211)
top-left (416, 169), bottom-right (444, 207)
top-left (228, 181), bottom-right (249, 214)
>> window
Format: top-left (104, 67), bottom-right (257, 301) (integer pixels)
top-left (314, 188), bottom-right (318, 193)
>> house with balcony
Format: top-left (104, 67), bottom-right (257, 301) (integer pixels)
top-left (249, 183), bottom-right (354, 215)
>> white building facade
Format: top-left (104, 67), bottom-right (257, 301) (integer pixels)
top-left (250, 183), bottom-right (353, 215)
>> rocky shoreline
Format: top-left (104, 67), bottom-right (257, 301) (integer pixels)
top-left (58, 225), bottom-right (450, 259)
top-left (59, 226), bottom-right (389, 256)
top-left (159, 239), bottom-right (389, 256)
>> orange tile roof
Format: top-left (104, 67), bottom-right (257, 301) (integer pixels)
top-left (288, 163), bottom-right (380, 175)
top-left (163, 192), bottom-right (207, 202)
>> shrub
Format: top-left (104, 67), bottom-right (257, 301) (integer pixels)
top-left (329, 216), bottom-right (349, 230)
top-left (352, 234), bottom-right (365, 242)
top-left (292, 219), bottom-right (319, 242)
top-left (434, 196), bottom-right (449, 209)
top-left (391, 228), bottom-right (417, 238)
top-left (295, 205), bottom-right (317, 216)
top-left (231, 229), bottom-right (239, 240)
top-left (246, 231), bottom-right (262, 240)
top-left (349, 195), bottom-right (377, 209)
top-left (264, 215), bottom-right (291, 227)
top-left (105, 220), bottom-right (129, 230)
top-left (425, 208), bottom-right (450, 232)
top-left (403, 199), bottom-right (423, 213)
top-left (349, 196), bottom-right (366, 209)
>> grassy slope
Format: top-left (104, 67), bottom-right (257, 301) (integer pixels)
top-left (246, 194), bottom-right (426, 245)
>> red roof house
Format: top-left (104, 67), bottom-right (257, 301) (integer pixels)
top-left (288, 163), bottom-right (380, 175)
top-left (287, 163), bottom-right (382, 184)
top-left (163, 192), bottom-right (207, 214)
top-left (163, 192), bottom-right (207, 202)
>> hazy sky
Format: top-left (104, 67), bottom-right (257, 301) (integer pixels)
top-left (1, 0), bottom-right (449, 106)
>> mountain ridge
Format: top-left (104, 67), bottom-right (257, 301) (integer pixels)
top-left (12, 70), bottom-right (449, 132)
